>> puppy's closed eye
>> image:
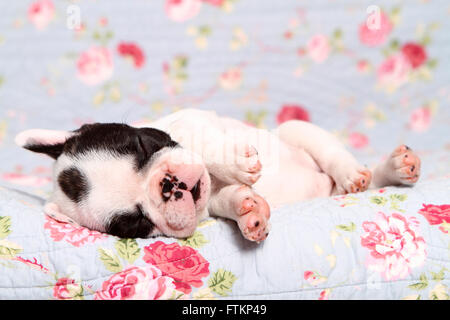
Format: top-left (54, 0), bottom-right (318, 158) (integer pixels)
top-left (106, 205), bottom-right (155, 238)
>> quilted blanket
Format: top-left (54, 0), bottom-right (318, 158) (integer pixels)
top-left (0, 0), bottom-right (449, 299)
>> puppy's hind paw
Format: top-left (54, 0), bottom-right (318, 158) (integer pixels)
top-left (388, 145), bottom-right (421, 185)
top-left (337, 168), bottom-right (372, 195)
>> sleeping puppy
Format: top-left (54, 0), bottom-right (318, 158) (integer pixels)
top-left (15, 123), bottom-right (211, 239)
top-left (16, 108), bottom-right (421, 242)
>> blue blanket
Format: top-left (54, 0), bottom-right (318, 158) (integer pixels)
top-left (0, 0), bottom-right (449, 299)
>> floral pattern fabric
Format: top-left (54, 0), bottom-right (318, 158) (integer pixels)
top-left (0, 0), bottom-right (449, 299)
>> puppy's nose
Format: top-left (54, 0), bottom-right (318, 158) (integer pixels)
top-left (167, 162), bottom-right (204, 190)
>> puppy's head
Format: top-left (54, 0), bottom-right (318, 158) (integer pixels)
top-left (16, 123), bottom-right (211, 239)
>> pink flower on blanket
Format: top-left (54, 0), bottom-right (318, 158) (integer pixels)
top-left (165, 0), bottom-right (202, 22)
top-left (44, 215), bottom-right (107, 247)
top-left (418, 204), bottom-right (450, 234)
top-left (303, 271), bottom-right (327, 286)
top-left (1, 172), bottom-right (51, 187)
top-left (318, 289), bottom-right (331, 300)
top-left (143, 241), bottom-right (210, 294)
top-left (376, 53), bottom-right (411, 91)
top-left (359, 11), bottom-right (393, 47)
top-left (53, 278), bottom-right (84, 300)
top-left (306, 34), bottom-right (330, 63)
top-left (276, 104), bottom-right (310, 124)
top-left (402, 43), bottom-right (427, 69)
top-left (117, 42), bottom-right (146, 68)
top-left (76, 46), bottom-right (114, 86)
top-left (95, 265), bottom-right (175, 300)
top-left (409, 107), bottom-right (431, 133)
top-left (348, 132), bottom-right (369, 149)
top-left (28, 0), bottom-right (55, 30)
top-left (219, 67), bottom-right (243, 90)
top-left (361, 212), bottom-right (426, 281)
top-left (203, 0), bottom-right (224, 6)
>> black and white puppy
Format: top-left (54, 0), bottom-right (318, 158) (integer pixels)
top-left (16, 108), bottom-right (421, 243)
top-left (16, 122), bottom-right (211, 239)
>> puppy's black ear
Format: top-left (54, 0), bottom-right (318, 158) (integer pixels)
top-left (15, 129), bottom-right (74, 159)
top-left (135, 128), bottom-right (179, 169)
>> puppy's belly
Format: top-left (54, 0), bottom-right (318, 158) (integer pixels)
top-left (254, 145), bottom-right (334, 207)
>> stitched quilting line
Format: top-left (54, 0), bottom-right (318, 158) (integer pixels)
top-left (9, 218), bottom-right (450, 253)
top-left (10, 235), bottom-right (450, 283)
top-left (225, 278), bottom-right (450, 299)
top-left (7, 250), bottom-right (212, 287)
top-left (6, 244), bottom-right (450, 291)
top-left (1, 277), bottom-right (449, 297)
top-left (8, 210), bottom-right (450, 272)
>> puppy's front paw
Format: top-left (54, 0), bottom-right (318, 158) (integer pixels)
top-left (336, 168), bottom-right (372, 195)
top-left (387, 145), bottom-right (421, 185)
top-left (233, 144), bottom-right (262, 185)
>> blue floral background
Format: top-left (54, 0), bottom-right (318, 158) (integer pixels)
top-left (0, 0), bottom-right (448, 300)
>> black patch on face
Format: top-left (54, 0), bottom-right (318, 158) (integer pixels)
top-left (24, 142), bottom-right (65, 160)
top-left (58, 167), bottom-right (89, 203)
top-left (190, 180), bottom-right (201, 202)
top-left (65, 123), bottom-right (179, 170)
top-left (106, 204), bottom-right (155, 238)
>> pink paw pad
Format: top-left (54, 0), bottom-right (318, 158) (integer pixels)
top-left (235, 189), bottom-right (271, 243)
top-left (392, 145), bottom-right (421, 184)
top-left (347, 169), bottom-right (372, 194)
top-left (234, 144), bottom-right (262, 186)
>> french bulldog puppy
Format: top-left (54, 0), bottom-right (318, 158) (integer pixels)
top-left (15, 109), bottom-right (421, 243)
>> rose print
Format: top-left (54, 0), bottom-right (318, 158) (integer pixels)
top-left (348, 132), bottom-right (369, 149)
top-left (376, 53), bottom-right (411, 91)
top-left (1, 172), bottom-right (51, 187)
top-left (409, 107), bottom-right (431, 132)
top-left (357, 60), bottom-right (371, 73)
top-left (44, 216), bottom-right (107, 247)
top-left (307, 34), bottom-right (330, 63)
top-left (219, 67), bottom-right (242, 90)
top-left (401, 43), bottom-right (427, 69)
top-left (95, 265), bottom-right (175, 300)
top-left (418, 204), bottom-right (450, 234)
top-left (318, 289), bottom-right (331, 300)
top-left (203, 0), bottom-right (224, 6)
top-left (304, 271), bottom-right (327, 286)
top-left (143, 241), bottom-right (210, 294)
top-left (418, 204), bottom-right (450, 225)
top-left (53, 278), bottom-right (84, 300)
top-left (359, 11), bottom-right (393, 47)
top-left (276, 104), bottom-right (310, 124)
top-left (76, 46), bottom-right (114, 86)
top-left (361, 212), bottom-right (426, 281)
top-left (165, 0), bottom-right (202, 22)
top-left (28, 0), bottom-right (55, 30)
top-left (117, 42), bottom-right (145, 68)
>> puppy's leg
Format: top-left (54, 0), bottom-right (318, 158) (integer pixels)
top-left (168, 116), bottom-right (262, 186)
top-left (44, 202), bottom-right (81, 227)
top-left (370, 145), bottom-right (421, 188)
top-left (276, 120), bottom-right (372, 195)
top-left (208, 184), bottom-right (270, 243)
